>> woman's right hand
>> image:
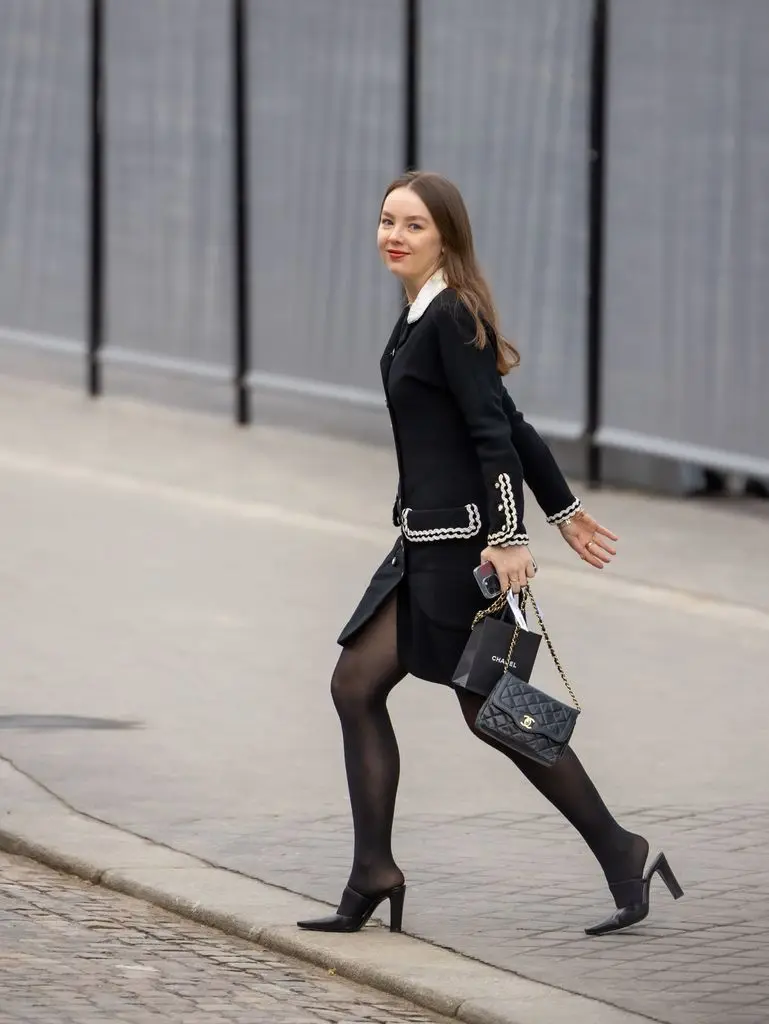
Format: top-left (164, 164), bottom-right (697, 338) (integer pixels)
top-left (480, 544), bottom-right (537, 595)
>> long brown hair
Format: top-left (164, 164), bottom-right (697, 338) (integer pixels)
top-left (381, 170), bottom-right (520, 374)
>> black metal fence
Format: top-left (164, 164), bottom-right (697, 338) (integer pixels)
top-left (1, 0), bottom-right (767, 486)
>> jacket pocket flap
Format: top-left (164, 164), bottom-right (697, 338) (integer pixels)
top-left (487, 674), bottom-right (578, 744)
top-left (401, 504), bottom-right (481, 541)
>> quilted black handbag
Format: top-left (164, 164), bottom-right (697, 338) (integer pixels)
top-left (475, 587), bottom-right (581, 768)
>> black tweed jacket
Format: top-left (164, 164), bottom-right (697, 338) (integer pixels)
top-left (383, 282), bottom-right (580, 547)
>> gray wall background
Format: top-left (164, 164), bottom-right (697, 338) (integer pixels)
top-left (0, 0), bottom-right (767, 479)
top-left (421, 0), bottom-right (592, 440)
top-left (0, 0), bottom-right (88, 356)
top-left (104, 0), bottom-right (235, 378)
top-left (246, 0), bottom-right (403, 402)
top-left (600, 0), bottom-right (769, 477)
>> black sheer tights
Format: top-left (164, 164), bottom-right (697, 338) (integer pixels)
top-left (454, 690), bottom-right (647, 886)
top-left (330, 597), bottom-right (406, 896)
top-left (330, 597), bottom-right (646, 900)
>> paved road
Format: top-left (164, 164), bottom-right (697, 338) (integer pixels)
top-left (0, 852), bottom-right (446, 1024)
top-left (0, 374), bottom-right (768, 1023)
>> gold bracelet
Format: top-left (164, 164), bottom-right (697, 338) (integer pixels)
top-left (558, 508), bottom-right (585, 530)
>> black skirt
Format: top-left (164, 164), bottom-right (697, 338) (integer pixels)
top-left (337, 533), bottom-right (491, 686)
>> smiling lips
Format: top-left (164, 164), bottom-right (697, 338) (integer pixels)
top-left (387, 250), bottom-right (409, 261)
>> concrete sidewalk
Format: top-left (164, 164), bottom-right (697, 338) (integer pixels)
top-left (0, 374), bottom-right (767, 1024)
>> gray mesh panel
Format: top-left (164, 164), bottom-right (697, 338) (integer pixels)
top-left (246, 0), bottom-right (403, 399)
top-left (599, 0), bottom-right (769, 475)
top-left (0, 0), bottom-right (88, 352)
top-left (104, 0), bottom-right (234, 373)
top-left (420, 0), bottom-right (592, 437)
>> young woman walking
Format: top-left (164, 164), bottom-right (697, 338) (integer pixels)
top-left (298, 171), bottom-right (682, 938)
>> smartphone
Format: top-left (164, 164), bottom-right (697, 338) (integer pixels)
top-left (473, 560), bottom-right (502, 599)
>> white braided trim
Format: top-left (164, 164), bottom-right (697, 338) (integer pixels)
top-left (546, 497), bottom-right (582, 525)
top-left (487, 473), bottom-right (519, 545)
top-left (496, 534), bottom-right (531, 548)
top-left (401, 503), bottom-right (481, 542)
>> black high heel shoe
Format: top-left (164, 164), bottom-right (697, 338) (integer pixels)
top-left (586, 852), bottom-right (684, 936)
top-left (297, 884), bottom-right (406, 934)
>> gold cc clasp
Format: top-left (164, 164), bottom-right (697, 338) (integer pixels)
top-left (520, 715), bottom-right (536, 730)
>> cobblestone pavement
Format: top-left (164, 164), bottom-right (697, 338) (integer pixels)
top-left (156, 804), bottom-right (769, 1024)
top-left (0, 854), bottom-right (446, 1024)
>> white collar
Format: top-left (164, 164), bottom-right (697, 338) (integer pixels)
top-left (407, 269), bottom-right (448, 323)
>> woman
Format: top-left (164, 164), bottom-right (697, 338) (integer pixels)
top-left (298, 171), bottom-right (682, 938)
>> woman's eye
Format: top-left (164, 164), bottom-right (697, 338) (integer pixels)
top-left (408, 223), bottom-right (422, 231)
top-left (381, 218), bottom-right (393, 227)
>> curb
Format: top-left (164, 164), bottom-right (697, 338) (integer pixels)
top-left (0, 759), bottom-right (652, 1024)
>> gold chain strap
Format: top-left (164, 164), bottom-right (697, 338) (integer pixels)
top-left (471, 591), bottom-right (508, 628)
top-left (472, 585), bottom-right (581, 711)
top-left (525, 587), bottom-right (581, 710)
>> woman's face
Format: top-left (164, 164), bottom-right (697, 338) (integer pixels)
top-left (377, 187), bottom-right (442, 291)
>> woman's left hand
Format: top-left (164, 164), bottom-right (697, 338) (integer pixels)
top-left (559, 510), bottom-right (618, 569)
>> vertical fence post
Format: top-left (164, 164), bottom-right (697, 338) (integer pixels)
top-left (405, 0), bottom-right (419, 170)
top-left (87, 0), bottom-right (105, 397)
top-left (585, 0), bottom-right (609, 487)
top-left (232, 0), bottom-right (252, 425)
